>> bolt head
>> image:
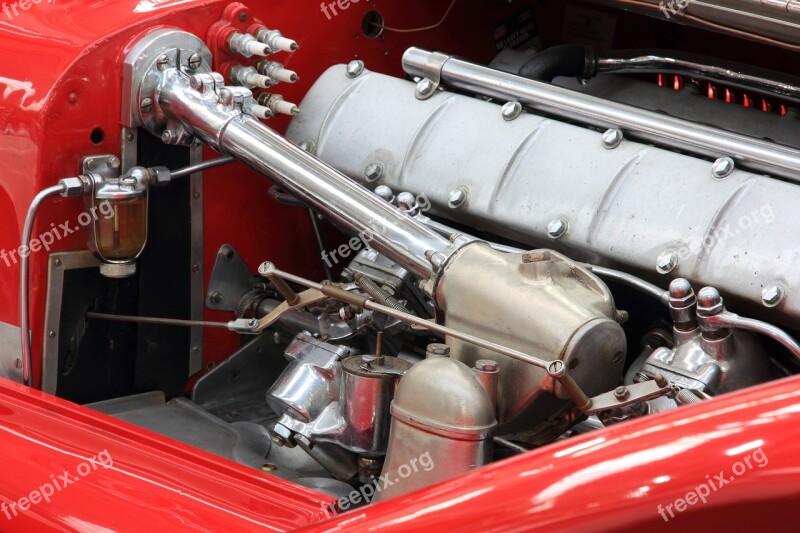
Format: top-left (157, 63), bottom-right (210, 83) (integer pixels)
top-left (475, 359), bottom-right (498, 372)
top-left (346, 60), bottom-right (365, 78)
top-left (161, 130), bottom-right (174, 144)
top-left (614, 386), bottom-right (629, 400)
top-left (210, 291), bottom-right (222, 304)
top-left (656, 251), bottom-right (678, 274)
top-left (364, 162), bottom-right (384, 182)
top-left (448, 187), bottom-right (468, 208)
top-left (416, 78), bottom-right (435, 96)
top-left (547, 218), bottom-right (569, 239)
top-left (762, 285), bottom-right (785, 307)
top-left (188, 53), bottom-right (202, 70)
top-left (298, 140), bottom-right (315, 154)
top-left (501, 101), bottom-right (523, 121)
top-left (712, 157), bottom-right (735, 179)
top-left (697, 287), bottom-right (724, 316)
top-left (602, 128), bottom-right (623, 149)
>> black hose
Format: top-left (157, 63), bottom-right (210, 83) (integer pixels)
top-left (518, 44), bottom-right (598, 83)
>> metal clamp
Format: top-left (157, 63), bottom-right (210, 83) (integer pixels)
top-left (414, 50), bottom-right (449, 100)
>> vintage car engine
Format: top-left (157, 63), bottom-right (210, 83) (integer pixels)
top-left (8, 0), bottom-right (800, 515)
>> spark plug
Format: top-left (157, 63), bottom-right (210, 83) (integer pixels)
top-left (253, 26), bottom-right (298, 53)
top-left (229, 65), bottom-right (272, 89)
top-left (256, 93), bottom-right (300, 117)
top-left (256, 60), bottom-right (299, 85)
top-left (227, 32), bottom-right (270, 58)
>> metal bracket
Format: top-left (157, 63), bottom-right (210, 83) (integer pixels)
top-left (414, 51), bottom-right (448, 100)
top-left (122, 28), bottom-right (213, 137)
top-left (205, 244), bottom-right (256, 311)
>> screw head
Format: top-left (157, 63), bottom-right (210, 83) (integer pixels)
top-left (762, 285), bottom-right (785, 307)
top-left (346, 60), bottom-right (365, 78)
top-left (602, 128), bottom-right (624, 149)
top-left (547, 218), bottom-right (569, 239)
top-left (712, 157), bottom-right (735, 179)
top-left (416, 78), bottom-right (435, 97)
top-left (156, 54), bottom-right (169, 70)
top-left (448, 187), bottom-right (468, 208)
top-left (13, 358), bottom-right (22, 369)
top-left (188, 53), bottom-right (202, 70)
top-left (210, 291), bottom-right (222, 304)
top-left (364, 162), bottom-right (384, 182)
top-left (140, 97), bottom-right (154, 113)
top-left (656, 251), bottom-right (678, 274)
top-left (614, 386), bottom-right (629, 400)
top-left (501, 101), bottom-right (523, 121)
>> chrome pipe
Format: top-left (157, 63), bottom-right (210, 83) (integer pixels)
top-left (159, 77), bottom-right (453, 278)
top-left (402, 47), bottom-right (800, 184)
top-left (20, 184), bottom-right (66, 386)
top-left (596, 51), bottom-right (800, 103)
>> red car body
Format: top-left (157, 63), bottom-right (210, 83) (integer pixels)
top-left (1, 1), bottom-right (799, 531)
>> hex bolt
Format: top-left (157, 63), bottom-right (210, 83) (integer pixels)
top-left (762, 285), bottom-right (785, 308)
top-left (416, 78), bottom-right (435, 97)
top-left (346, 60), bottom-right (365, 78)
top-left (712, 157), bottom-right (735, 179)
top-left (602, 128), bottom-right (624, 149)
top-left (475, 359), bottom-right (498, 372)
top-left (501, 101), bottom-right (523, 121)
top-left (364, 162), bottom-right (384, 182)
top-left (614, 386), bottom-right (629, 400)
top-left (547, 218), bottom-right (569, 239)
top-left (448, 187), bottom-right (468, 208)
top-left (656, 251), bottom-right (678, 274)
top-left (188, 53), bottom-right (202, 70)
top-left (140, 98), bottom-right (154, 113)
top-left (161, 130), bottom-right (175, 144)
top-left (425, 343), bottom-right (451, 358)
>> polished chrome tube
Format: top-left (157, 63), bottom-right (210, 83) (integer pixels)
top-left (160, 78), bottom-right (452, 278)
top-left (402, 47), bottom-right (800, 183)
top-left (596, 51), bottom-right (800, 103)
top-left (20, 184), bottom-right (66, 386)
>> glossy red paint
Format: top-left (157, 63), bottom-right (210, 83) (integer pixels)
top-left (0, 377), bottom-right (333, 531)
top-left (302, 375), bottom-right (800, 532)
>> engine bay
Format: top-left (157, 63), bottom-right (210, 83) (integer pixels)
top-left (7, 0), bottom-right (800, 516)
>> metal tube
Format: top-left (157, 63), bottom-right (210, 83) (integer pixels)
top-left (402, 48), bottom-right (800, 183)
top-left (596, 51), bottom-right (800, 103)
top-left (170, 156), bottom-right (235, 178)
top-left (85, 312), bottom-right (230, 330)
top-left (20, 184), bottom-right (66, 386)
top-left (159, 78), bottom-right (452, 277)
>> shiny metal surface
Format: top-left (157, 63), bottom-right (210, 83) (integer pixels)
top-left (374, 357), bottom-right (496, 502)
top-left (153, 71), bottom-right (454, 278)
top-left (287, 65), bottom-right (800, 328)
top-left (401, 48), bottom-right (800, 183)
